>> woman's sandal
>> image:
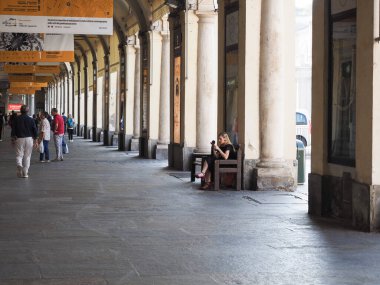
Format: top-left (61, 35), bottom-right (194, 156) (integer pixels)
top-left (195, 172), bottom-right (205, 178)
top-left (199, 182), bottom-right (214, 191)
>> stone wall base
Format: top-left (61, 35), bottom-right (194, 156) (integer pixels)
top-left (256, 164), bottom-right (296, 191)
top-left (156, 144), bottom-right (168, 160)
top-left (308, 173), bottom-right (380, 232)
top-left (139, 137), bottom-right (157, 159)
top-left (243, 159), bottom-right (258, 190)
top-left (102, 130), bottom-right (110, 146)
top-left (168, 143), bottom-right (195, 171)
top-left (130, 138), bottom-right (140, 151)
top-left (111, 132), bottom-right (118, 146)
top-left (124, 134), bottom-right (133, 151)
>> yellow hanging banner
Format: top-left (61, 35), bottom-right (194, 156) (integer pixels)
top-left (0, 0), bottom-right (113, 35)
top-left (8, 88), bottom-right (39, 94)
top-left (4, 65), bottom-right (61, 74)
top-left (0, 0), bottom-right (113, 18)
top-left (8, 75), bottom-right (53, 82)
top-left (0, 51), bottom-right (74, 62)
top-left (11, 82), bottom-right (48, 88)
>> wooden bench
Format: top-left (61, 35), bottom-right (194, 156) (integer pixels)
top-left (214, 145), bottom-right (243, 191)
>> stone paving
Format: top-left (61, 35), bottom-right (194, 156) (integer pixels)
top-left (0, 129), bottom-right (380, 285)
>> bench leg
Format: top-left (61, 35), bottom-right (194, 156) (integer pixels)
top-left (191, 164), bottom-right (195, 182)
top-left (214, 167), bottom-right (220, 191)
top-left (236, 169), bottom-right (241, 191)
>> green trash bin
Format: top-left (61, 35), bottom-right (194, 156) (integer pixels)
top-left (296, 139), bottom-right (305, 184)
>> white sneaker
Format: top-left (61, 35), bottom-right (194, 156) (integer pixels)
top-left (45, 160), bottom-right (50, 163)
top-left (22, 174), bottom-right (29, 178)
top-left (40, 160), bottom-right (45, 163)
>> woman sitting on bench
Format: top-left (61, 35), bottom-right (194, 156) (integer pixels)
top-left (195, 132), bottom-right (236, 190)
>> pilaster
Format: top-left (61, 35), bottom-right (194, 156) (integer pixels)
top-left (157, 16), bottom-right (171, 160)
top-left (131, 38), bottom-right (141, 151)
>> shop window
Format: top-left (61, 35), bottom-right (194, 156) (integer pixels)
top-left (328, 0), bottom-right (356, 166)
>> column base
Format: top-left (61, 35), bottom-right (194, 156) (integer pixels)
top-left (139, 137), bottom-right (157, 159)
top-left (83, 126), bottom-right (88, 139)
top-left (256, 161), bottom-right (296, 191)
top-left (130, 138), bottom-right (140, 151)
top-left (168, 143), bottom-right (195, 171)
top-left (156, 144), bottom-right (168, 160)
top-left (103, 130), bottom-right (110, 146)
top-left (111, 132), bottom-right (118, 146)
top-left (118, 133), bottom-right (126, 151)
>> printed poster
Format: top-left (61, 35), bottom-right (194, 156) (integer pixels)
top-left (0, 33), bottom-right (74, 62)
top-left (0, 0), bottom-right (113, 35)
top-left (173, 56), bottom-right (181, 144)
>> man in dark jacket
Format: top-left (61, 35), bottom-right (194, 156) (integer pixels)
top-left (11, 105), bottom-right (38, 178)
top-left (0, 111), bottom-right (4, 141)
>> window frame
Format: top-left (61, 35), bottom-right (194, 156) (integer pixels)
top-left (327, 2), bottom-right (357, 167)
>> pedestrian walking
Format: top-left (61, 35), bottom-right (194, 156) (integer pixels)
top-left (10, 105), bottom-right (38, 178)
top-left (37, 112), bottom-right (51, 163)
top-left (51, 108), bottom-right (65, 161)
top-left (67, 114), bottom-right (75, 142)
top-left (0, 111), bottom-right (5, 141)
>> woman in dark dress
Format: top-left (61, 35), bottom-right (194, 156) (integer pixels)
top-left (195, 132), bottom-right (235, 190)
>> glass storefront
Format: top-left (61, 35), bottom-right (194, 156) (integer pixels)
top-left (329, 0), bottom-right (356, 166)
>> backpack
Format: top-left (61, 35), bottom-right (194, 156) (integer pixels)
top-left (68, 118), bottom-right (74, 128)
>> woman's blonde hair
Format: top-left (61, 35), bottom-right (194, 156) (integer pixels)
top-left (218, 132), bottom-right (232, 146)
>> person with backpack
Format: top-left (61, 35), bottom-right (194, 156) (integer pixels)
top-left (67, 114), bottom-right (75, 142)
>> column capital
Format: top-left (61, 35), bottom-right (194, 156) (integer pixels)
top-left (195, 11), bottom-right (218, 22)
top-left (161, 31), bottom-right (170, 40)
top-left (126, 44), bottom-right (136, 54)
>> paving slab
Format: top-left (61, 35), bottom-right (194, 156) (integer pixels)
top-left (0, 130), bottom-right (379, 284)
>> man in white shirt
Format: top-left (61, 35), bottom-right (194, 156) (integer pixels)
top-left (37, 111), bottom-right (51, 163)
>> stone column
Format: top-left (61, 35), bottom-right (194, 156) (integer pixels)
top-left (157, 20), bottom-right (170, 160)
top-left (67, 75), bottom-right (70, 116)
top-left (131, 44), bottom-right (141, 151)
top-left (77, 68), bottom-right (81, 136)
top-left (126, 42), bottom-right (136, 149)
top-left (196, 12), bottom-right (218, 153)
top-left (118, 44), bottom-right (127, 150)
top-left (55, 83), bottom-right (59, 109)
top-left (83, 65), bottom-right (89, 139)
top-left (60, 78), bottom-right (64, 113)
top-left (71, 69), bottom-right (75, 120)
top-left (103, 53), bottom-right (111, 146)
top-left (30, 94), bottom-right (35, 115)
top-left (92, 60), bottom-right (98, 142)
top-left (256, 0), bottom-right (295, 190)
top-left (62, 77), bottom-right (66, 114)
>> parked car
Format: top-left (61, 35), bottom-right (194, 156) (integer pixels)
top-left (296, 110), bottom-right (311, 147)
